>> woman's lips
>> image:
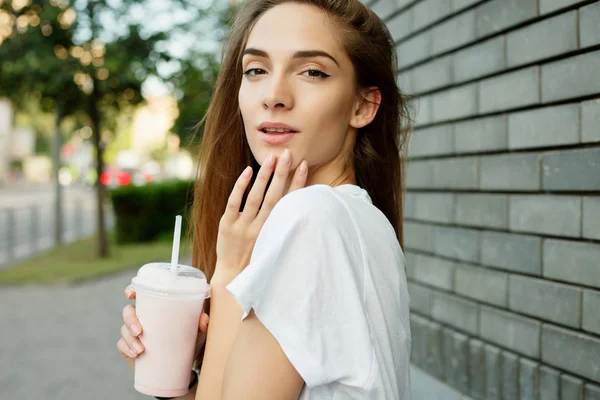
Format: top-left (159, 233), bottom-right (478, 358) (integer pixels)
top-left (259, 130), bottom-right (299, 145)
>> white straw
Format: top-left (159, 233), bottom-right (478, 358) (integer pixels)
top-left (170, 215), bottom-right (182, 277)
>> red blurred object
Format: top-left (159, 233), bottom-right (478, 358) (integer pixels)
top-left (144, 174), bottom-right (154, 183)
top-left (100, 166), bottom-right (132, 187)
top-left (117, 172), bottom-right (131, 186)
top-left (100, 172), bottom-right (111, 186)
top-left (62, 143), bottom-right (76, 158)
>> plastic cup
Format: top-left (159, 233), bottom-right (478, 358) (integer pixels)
top-left (131, 262), bottom-right (211, 398)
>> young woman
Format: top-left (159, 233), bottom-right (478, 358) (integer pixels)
top-left (117, 0), bottom-right (413, 398)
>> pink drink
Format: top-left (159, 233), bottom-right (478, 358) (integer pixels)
top-left (131, 263), bottom-right (211, 398)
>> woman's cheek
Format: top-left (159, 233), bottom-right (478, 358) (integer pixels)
top-left (238, 89), bottom-right (249, 113)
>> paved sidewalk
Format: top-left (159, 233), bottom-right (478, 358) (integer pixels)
top-left (1, 269), bottom-right (467, 399)
top-left (0, 270), bottom-right (144, 400)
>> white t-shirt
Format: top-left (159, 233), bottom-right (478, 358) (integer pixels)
top-left (227, 184), bottom-right (412, 399)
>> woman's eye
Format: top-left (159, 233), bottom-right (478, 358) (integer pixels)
top-left (243, 68), bottom-right (266, 77)
top-left (243, 68), bottom-right (330, 80)
top-left (303, 68), bottom-right (330, 80)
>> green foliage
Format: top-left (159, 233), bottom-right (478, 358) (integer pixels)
top-left (171, 55), bottom-right (221, 148)
top-left (0, 1), bottom-right (82, 111)
top-left (109, 180), bottom-right (195, 244)
top-left (9, 159), bottom-right (23, 171)
top-left (0, 0), bottom-right (177, 114)
top-left (0, 0), bottom-right (232, 146)
top-left (170, 2), bottom-right (236, 147)
top-left (34, 134), bottom-right (50, 154)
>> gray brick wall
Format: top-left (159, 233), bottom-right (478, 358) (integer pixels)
top-left (541, 365), bottom-right (561, 400)
top-left (542, 50), bottom-right (600, 101)
top-left (508, 104), bottom-right (580, 149)
top-left (561, 374), bottom-right (585, 400)
top-left (506, 11), bottom-right (578, 67)
top-left (370, 0), bottom-right (600, 397)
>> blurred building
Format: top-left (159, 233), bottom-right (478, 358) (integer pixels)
top-left (130, 96), bottom-right (178, 160)
top-left (126, 95), bottom-right (193, 181)
top-left (0, 101), bottom-right (37, 183)
top-left (9, 127), bottom-right (35, 160)
top-left (0, 99), bottom-right (13, 183)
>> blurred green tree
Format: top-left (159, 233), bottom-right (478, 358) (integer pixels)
top-left (169, 3), bottom-right (237, 148)
top-left (171, 54), bottom-right (220, 148)
top-left (0, 0), bottom-right (226, 257)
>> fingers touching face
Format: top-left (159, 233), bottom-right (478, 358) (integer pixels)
top-left (255, 149), bottom-right (307, 225)
top-left (223, 149), bottom-right (308, 227)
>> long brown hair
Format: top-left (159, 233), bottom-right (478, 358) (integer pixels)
top-left (191, 0), bottom-right (411, 287)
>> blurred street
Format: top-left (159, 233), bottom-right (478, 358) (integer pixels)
top-left (0, 183), bottom-right (89, 208)
top-left (0, 184), bottom-right (114, 268)
top-left (0, 270), bottom-right (145, 400)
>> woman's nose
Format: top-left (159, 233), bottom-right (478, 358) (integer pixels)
top-left (262, 73), bottom-right (294, 110)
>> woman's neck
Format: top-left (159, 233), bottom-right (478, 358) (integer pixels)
top-left (304, 157), bottom-right (356, 188)
top-left (288, 130), bottom-right (357, 190)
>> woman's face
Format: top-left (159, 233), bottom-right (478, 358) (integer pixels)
top-left (238, 2), bottom-right (367, 183)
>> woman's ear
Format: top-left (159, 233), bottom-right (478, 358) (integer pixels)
top-left (349, 87), bottom-right (381, 129)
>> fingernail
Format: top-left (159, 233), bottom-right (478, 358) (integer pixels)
top-left (129, 348), bottom-right (138, 358)
top-left (133, 341), bottom-right (144, 354)
top-left (265, 154), bottom-right (275, 168)
top-left (131, 324), bottom-right (141, 336)
top-left (299, 161), bottom-right (308, 175)
top-left (242, 166), bottom-right (252, 178)
top-left (281, 149), bottom-right (291, 165)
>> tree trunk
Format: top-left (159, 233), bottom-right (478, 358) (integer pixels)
top-left (90, 86), bottom-right (108, 258)
top-left (53, 100), bottom-right (64, 246)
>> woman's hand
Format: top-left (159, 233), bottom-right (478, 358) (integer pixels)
top-left (214, 149), bottom-right (308, 284)
top-left (117, 285), bottom-right (211, 371)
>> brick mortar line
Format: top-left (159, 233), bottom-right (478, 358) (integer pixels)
top-left (581, 193), bottom-right (585, 239)
top-left (579, 290), bottom-right (584, 331)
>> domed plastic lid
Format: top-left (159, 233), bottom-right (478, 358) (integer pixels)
top-left (131, 262), bottom-right (211, 299)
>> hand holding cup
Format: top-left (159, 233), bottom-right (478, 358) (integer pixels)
top-left (117, 285), bottom-right (211, 372)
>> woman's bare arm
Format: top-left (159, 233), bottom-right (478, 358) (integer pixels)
top-left (195, 273), bottom-right (244, 400)
top-left (195, 278), bottom-right (303, 400)
top-left (222, 310), bottom-right (304, 400)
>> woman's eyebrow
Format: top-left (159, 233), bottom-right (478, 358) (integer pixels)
top-left (242, 48), bottom-right (340, 68)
